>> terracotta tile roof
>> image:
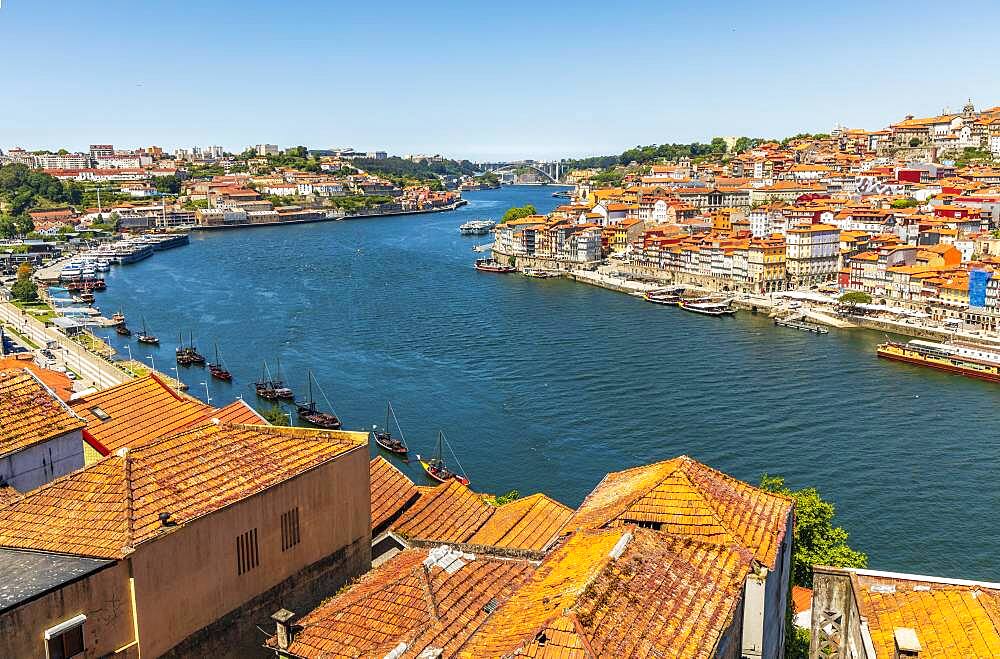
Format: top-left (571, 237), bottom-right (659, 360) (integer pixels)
top-left (0, 357), bottom-right (73, 401)
top-left (70, 374), bottom-right (213, 455)
top-left (210, 398), bottom-right (267, 425)
top-left (0, 369), bottom-right (84, 459)
top-left (0, 422), bottom-right (367, 558)
top-left (271, 546), bottom-right (537, 658)
top-left (0, 486), bottom-right (20, 506)
top-left (854, 572), bottom-right (1000, 658)
top-left (462, 528), bottom-right (753, 658)
top-left (393, 480), bottom-right (494, 543)
top-left (391, 482), bottom-right (572, 552)
top-left (792, 585), bottom-right (812, 614)
top-left (469, 493), bottom-right (573, 552)
top-left (370, 457), bottom-right (419, 532)
top-left (568, 456), bottom-right (793, 568)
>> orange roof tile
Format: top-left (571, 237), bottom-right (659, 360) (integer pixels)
top-left (370, 456), bottom-right (419, 533)
top-left (270, 547), bottom-right (537, 658)
top-left (392, 480), bottom-right (494, 543)
top-left (0, 369), bottom-right (84, 459)
top-left (854, 572), bottom-right (1000, 658)
top-left (792, 585), bottom-right (812, 614)
top-left (391, 482), bottom-right (572, 552)
top-left (568, 456), bottom-right (792, 568)
top-left (0, 357), bottom-right (73, 401)
top-left (462, 528), bottom-right (753, 658)
top-left (0, 422), bottom-right (367, 558)
top-left (468, 493), bottom-right (573, 552)
top-left (0, 485), bottom-right (20, 506)
top-left (211, 398), bottom-right (267, 425)
top-left (70, 374), bottom-right (213, 455)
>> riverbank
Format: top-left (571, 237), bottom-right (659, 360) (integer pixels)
top-left (193, 199), bottom-right (468, 231)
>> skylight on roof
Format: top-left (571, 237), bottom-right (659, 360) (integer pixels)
top-left (90, 406), bottom-right (110, 421)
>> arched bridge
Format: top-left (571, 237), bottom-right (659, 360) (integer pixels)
top-left (477, 160), bottom-right (564, 183)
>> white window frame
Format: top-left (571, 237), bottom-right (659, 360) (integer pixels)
top-left (44, 614), bottom-right (86, 659)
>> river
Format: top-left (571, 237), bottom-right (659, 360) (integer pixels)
top-left (95, 185), bottom-right (1000, 580)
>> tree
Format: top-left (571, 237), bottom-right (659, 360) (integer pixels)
top-left (890, 198), bottom-right (919, 209)
top-left (11, 264), bottom-right (37, 302)
top-left (839, 291), bottom-right (872, 306)
top-left (259, 405), bottom-right (290, 426)
top-left (482, 489), bottom-right (519, 506)
top-left (909, 138), bottom-right (921, 147)
top-left (710, 137), bottom-right (728, 155)
top-left (759, 474), bottom-right (867, 588)
top-left (501, 204), bottom-right (537, 223)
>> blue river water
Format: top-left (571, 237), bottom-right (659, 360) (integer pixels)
top-left (95, 186), bottom-right (999, 580)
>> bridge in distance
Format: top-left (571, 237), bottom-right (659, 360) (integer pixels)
top-left (475, 160), bottom-right (566, 184)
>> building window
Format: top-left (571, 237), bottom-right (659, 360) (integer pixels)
top-left (45, 614), bottom-right (86, 659)
top-left (237, 528), bottom-right (259, 575)
top-left (281, 507), bottom-right (300, 552)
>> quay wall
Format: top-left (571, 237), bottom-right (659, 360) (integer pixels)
top-left (194, 200), bottom-right (467, 231)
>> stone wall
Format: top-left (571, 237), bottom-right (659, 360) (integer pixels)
top-left (160, 535), bottom-right (370, 659)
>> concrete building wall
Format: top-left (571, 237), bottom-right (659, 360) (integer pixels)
top-left (0, 561), bottom-right (136, 659)
top-left (131, 446), bottom-right (371, 658)
top-left (809, 566), bottom-right (868, 659)
top-left (763, 509), bottom-right (794, 658)
top-left (0, 430), bottom-right (84, 492)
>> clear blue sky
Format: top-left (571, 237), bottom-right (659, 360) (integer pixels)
top-left (2, 0), bottom-right (999, 160)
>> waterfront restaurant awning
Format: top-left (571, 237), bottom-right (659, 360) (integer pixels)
top-left (51, 317), bottom-right (84, 331)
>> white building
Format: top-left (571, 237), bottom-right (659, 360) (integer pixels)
top-left (34, 153), bottom-right (91, 169)
top-left (256, 144), bottom-right (280, 156)
top-left (0, 369), bottom-right (85, 492)
top-left (785, 223), bottom-right (840, 285)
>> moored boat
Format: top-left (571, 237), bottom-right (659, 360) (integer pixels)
top-left (372, 401), bottom-right (408, 454)
top-left (876, 339), bottom-right (1000, 383)
top-left (137, 316), bottom-right (159, 345)
top-left (176, 332), bottom-right (206, 366)
top-left (459, 219), bottom-right (497, 235)
top-left (521, 268), bottom-right (560, 279)
top-left (208, 343), bottom-right (232, 381)
top-left (474, 258), bottom-right (515, 273)
top-left (680, 298), bottom-right (736, 316)
top-left (417, 431), bottom-right (469, 486)
top-left (295, 372), bottom-right (341, 429)
top-left (116, 324), bottom-right (132, 336)
top-left (643, 291), bottom-right (682, 306)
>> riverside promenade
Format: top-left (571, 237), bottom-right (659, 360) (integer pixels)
top-left (194, 199), bottom-right (468, 231)
top-left (0, 301), bottom-right (130, 389)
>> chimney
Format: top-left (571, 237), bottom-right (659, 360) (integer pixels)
top-left (272, 609), bottom-right (296, 650)
top-left (893, 627), bottom-right (921, 658)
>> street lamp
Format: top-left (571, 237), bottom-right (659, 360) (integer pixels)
top-left (200, 382), bottom-right (211, 405)
top-left (125, 344), bottom-right (132, 361)
top-left (146, 354), bottom-right (156, 374)
top-left (170, 366), bottom-right (180, 392)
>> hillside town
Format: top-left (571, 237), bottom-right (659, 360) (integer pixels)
top-left (4, 103), bottom-right (1000, 659)
top-left (491, 101), bottom-right (1000, 335)
top-left (0, 143), bottom-right (463, 236)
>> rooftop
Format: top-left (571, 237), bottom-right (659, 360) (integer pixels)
top-left (70, 374), bottom-right (214, 455)
top-left (461, 528), bottom-right (753, 658)
top-left (370, 457), bottom-right (419, 532)
top-left (0, 422), bottom-right (368, 559)
top-left (851, 568), bottom-right (1000, 658)
top-left (270, 546), bottom-right (537, 658)
top-left (0, 547), bottom-right (113, 614)
top-left (568, 455), bottom-right (793, 568)
top-left (392, 480), bottom-right (572, 552)
top-left (0, 369), bottom-right (84, 459)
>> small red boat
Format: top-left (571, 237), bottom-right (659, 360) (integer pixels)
top-left (474, 258), bottom-right (515, 273)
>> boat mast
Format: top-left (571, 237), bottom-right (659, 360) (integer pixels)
top-left (384, 402), bottom-right (390, 433)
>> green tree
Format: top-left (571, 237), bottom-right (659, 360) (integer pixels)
top-left (759, 474), bottom-right (867, 588)
top-left (710, 137), bottom-right (728, 155)
top-left (908, 138), bottom-right (921, 147)
top-left (482, 489), bottom-right (519, 506)
top-left (839, 291), bottom-right (872, 306)
top-left (501, 204), bottom-right (537, 223)
top-left (11, 264), bottom-right (38, 302)
top-left (259, 405), bottom-right (290, 426)
top-left (890, 198), bottom-right (919, 209)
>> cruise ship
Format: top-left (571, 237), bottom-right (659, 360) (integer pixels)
top-left (876, 339), bottom-right (1000, 382)
top-left (459, 220), bottom-right (497, 235)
